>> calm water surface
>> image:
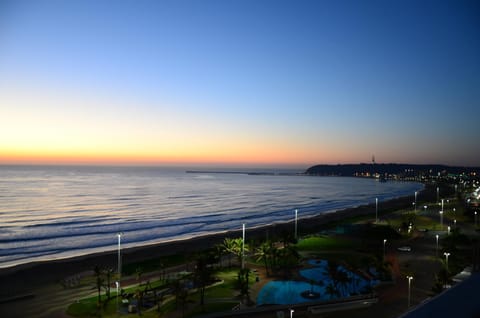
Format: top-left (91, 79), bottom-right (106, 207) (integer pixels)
top-left (0, 165), bottom-right (423, 268)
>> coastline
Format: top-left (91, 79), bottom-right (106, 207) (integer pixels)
top-left (0, 183), bottom-right (432, 296)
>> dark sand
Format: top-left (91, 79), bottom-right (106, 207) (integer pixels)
top-left (0, 183), bottom-right (434, 298)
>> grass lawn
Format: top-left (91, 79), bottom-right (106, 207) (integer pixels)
top-left (296, 235), bottom-right (356, 252)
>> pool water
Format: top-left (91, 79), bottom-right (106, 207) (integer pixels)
top-left (257, 260), bottom-right (378, 305)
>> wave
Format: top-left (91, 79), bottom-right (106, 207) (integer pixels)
top-left (0, 166), bottom-right (423, 267)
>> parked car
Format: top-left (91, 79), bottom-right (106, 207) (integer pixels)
top-left (397, 246), bottom-right (412, 252)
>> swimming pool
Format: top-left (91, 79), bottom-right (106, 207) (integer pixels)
top-left (257, 259), bottom-right (378, 305)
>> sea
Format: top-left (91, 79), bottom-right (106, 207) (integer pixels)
top-left (0, 165), bottom-right (423, 268)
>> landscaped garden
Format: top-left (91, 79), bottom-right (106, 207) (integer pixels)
top-left (65, 180), bottom-right (480, 317)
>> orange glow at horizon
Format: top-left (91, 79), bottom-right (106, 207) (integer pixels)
top-left (0, 86), bottom-right (368, 167)
top-left (0, 143), bottom-right (332, 166)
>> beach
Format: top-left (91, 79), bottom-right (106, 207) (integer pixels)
top-left (0, 184), bottom-right (433, 301)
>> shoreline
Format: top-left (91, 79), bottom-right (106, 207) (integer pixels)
top-left (0, 183), bottom-right (433, 296)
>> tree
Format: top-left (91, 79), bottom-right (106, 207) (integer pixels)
top-left (237, 268), bottom-right (251, 303)
top-left (214, 244), bottom-right (226, 268)
top-left (222, 238), bottom-right (235, 267)
top-left (94, 265), bottom-right (104, 306)
top-left (194, 254), bottom-right (213, 311)
top-left (278, 245), bottom-right (300, 278)
top-left (223, 237), bottom-right (249, 267)
top-left (255, 241), bottom-right (273, 276)
top-left (103, 267), bottom-right (114, 300)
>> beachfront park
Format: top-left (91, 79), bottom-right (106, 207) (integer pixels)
top-left (1, 177), bottom-right (480, 318)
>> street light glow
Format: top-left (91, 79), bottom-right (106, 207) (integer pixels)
top-left (444, 252), bottom-right (450, 271)
top-left (439, 210), bottom-right (443, 230)
top-left (383, 239), bottom-right (387, 260)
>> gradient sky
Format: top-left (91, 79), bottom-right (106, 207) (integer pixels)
top-left (1, 0), bottom-right (479, 167)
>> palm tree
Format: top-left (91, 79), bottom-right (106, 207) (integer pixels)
top-left (94, 265), bottom-right (104, 306)
top-left (232, 237), bottom-right (248, 265)
top-left (237, 268), bottom-right (251, 303)
top-left (255, 241), bottom-right (272, 276)
top-left (222, 238), bottom-right (236, 267)
top-left (104, 267), bottom-right (114, 300)
top-left (279, 245), bottom-right (300, 278)
top-left (214, 243), bottom-right (226, 268)
top-left (194, 254), bottom-right (212, 311)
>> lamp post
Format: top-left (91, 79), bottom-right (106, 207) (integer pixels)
top-left (407, 276), bottom-right (413, 308)
top-left (454, 219), bottom-right (457, 229)
top-left (242, 223), bottom-right (245, 269)
top-left (115, 281), bottom-right (119, 313)
top-left (294, 209), bottom-right (298, 240)
top-left (441, 199), bottom-right (444, 212)
top-left (383, 239), bottom-right (387, 260)
top-left (376, 197), bottom-right (378, 223)
top-left (475, 211), bottom-right (478, 228)
top-left (435, 234), bottom-right (439, 257)
top-left (447, 226), bottom-right (451, 235)
top-left (444, 252), bottom-right (450, 272)
top-left (117, 232), bottom-right (123, 312)
top-left (424, 205), bottom-right (428, 214)
top-left (414, 191), bottom-right (417, 212)
top-left (439, 211), bottom-right (443, 230)
top-left (117, 232), bottom-right (122, 280)
top-left (290, 309), bottom-right (294, 318)
top-left (437, 187), bottom-right (439, 203)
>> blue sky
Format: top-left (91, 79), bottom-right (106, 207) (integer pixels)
top-left (1, 0), bottom-right (479, 167)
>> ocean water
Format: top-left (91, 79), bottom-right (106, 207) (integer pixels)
top-left (0, 165), bottom-right (423, 268)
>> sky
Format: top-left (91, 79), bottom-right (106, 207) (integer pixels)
top-left (1, 0), bottom-right (479, 168)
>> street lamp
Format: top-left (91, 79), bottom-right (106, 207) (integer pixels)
top-left (383, 239), bottom-right (387, 260)
top-left (424, 205), bottom-right (428, 214)
top-left (115, 281), bottom-right (119, 313)
top-left (437, 187), bottom-right (439, 203)
top-left (441, 199), bottom-right (444, 212)
top-left (117, 232), bottom-right (123, 312)
top-left (439, 211), bottom-right (443, 230)
top-left (447, 226), bottom-right (451, 235)
top-left (242, 223), bottom-right (246, 269)
top-left (294, 209), bottom-right (298, 240)
top-left (376, 197), bottom-right (378, 223)
top-left (435, 234), bottom-right (439, 257)
top-left (290, 309), bottom-right (294, 318)
top-left (406, 276), bottom-right (413, 308)
top-left (475, 211), bottom-right (478, 227)
top-left (454, 219), bottom-right (457, 229)
top-left (414, 191), bottom-right (417, 212)
top-left (444, 252), bottom-right (450, 272)
top-left (117, 232), bottom-right (123, 280)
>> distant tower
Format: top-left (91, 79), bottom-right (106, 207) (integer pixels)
top-left (372, 155), bottom-right (376, 176)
